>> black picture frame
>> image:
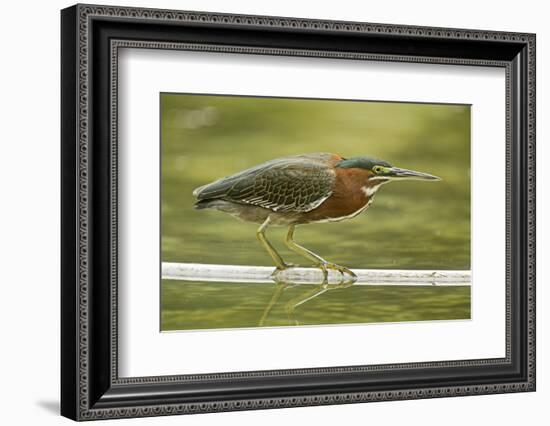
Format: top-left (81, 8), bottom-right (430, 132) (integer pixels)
top-left (61, 3), bottom-right (536, 421)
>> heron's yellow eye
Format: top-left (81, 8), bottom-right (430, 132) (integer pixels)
top-left (373, 166), bottom-right (383, 174)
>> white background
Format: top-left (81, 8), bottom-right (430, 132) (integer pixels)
top-left (0, 0), bottom-right (547, 425)
top-left (119, 50), bottom-right (506, 377)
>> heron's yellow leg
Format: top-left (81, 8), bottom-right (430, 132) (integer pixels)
top-left (285, 225), bottom-right (357, 280)
top-left (256, 217), bottom-right (287, 270)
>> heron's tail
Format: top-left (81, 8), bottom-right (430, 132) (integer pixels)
top-left (194, 199), bottom-right (225, 210)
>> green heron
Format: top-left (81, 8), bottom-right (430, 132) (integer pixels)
top-left (193, 153), bottom-right (440, 280)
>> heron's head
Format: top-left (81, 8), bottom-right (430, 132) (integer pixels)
top-left (335, 156), bottom-right (441, 187)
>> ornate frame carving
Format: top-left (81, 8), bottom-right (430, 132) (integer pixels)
top-left (61, 4), bottom-right (535, 421)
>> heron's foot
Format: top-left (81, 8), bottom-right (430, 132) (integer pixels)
top-left (317, 262), bottom-right (357, 283)
top-left (270, 263), bottom-right (300, 276)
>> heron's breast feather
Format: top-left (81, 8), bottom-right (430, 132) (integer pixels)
top-left (301, 168), bottom-right (374, 222)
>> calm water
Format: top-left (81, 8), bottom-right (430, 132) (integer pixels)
top-left (161, 280), bottom-right (471, 331)
top-left (160, 94), bottom-right (471, 331)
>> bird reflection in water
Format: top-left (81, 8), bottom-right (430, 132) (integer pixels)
top-left (258, 267), bottom-right (356, 327)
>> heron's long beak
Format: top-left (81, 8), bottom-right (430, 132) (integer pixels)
top-left (387, 167), bottom-right (441, 181)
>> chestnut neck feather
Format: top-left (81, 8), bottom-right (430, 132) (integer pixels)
top-left (303, 167), bottom-right (382, 222)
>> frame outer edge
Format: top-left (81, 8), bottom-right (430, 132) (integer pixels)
top-left (527, 34), bottom-right (536, 390)
top-left (61, 4), bottom-right (80, 421)
top-left (65, 4), bottom-right (536, 421)
top-left (76, 2), bottom-right (92, 420)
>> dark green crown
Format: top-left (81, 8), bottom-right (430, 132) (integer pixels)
top-left (335, 156), bottom-right (392, 170)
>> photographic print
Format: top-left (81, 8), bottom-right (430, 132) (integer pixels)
top-left (160, 93), bottom-right (471, 331)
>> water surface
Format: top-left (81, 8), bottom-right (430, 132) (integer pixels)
top-left (161, 280), bottom-right (471, 331)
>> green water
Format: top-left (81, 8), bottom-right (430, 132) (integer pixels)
top-left (161, 281), bottom-right (471, 331)
top-left (160, 94), bottom-right (471, 331)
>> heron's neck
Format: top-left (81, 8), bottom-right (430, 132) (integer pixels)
top-left (362, 180), bottom-right (387, 197)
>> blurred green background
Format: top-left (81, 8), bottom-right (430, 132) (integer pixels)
top-left (160, 93), bottom-right (471, 331)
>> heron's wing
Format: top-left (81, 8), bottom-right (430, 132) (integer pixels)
top-left (194, 155), bottom-right (336, 213)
